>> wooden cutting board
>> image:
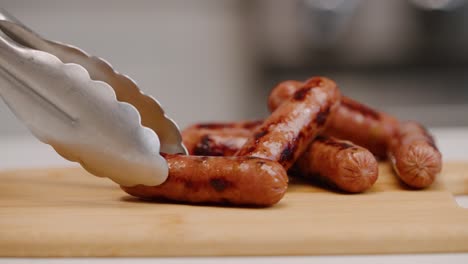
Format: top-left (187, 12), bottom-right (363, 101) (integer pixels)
top-left (0, 162), bottom-right (467, 257)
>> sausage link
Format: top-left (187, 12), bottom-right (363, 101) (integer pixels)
top-left (183, 127), bottom-right (377, 192)
top-left (121, 154), bottom-right (288, 206)
top-left (293, 136), bottom-right (378, 193)
top-left (236, 77), bottom-right (341, 169)
top-left (388, 121), bottom-right (442, 188)
top-left (268, 80), bottom-right (399, 158)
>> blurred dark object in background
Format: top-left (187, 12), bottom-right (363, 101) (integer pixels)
top-left (249, 0), bottom-right (468, 127)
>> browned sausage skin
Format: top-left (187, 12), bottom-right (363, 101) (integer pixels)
top-left (293, 136), bottom-right (378, 193)
top-left (183, 128), bottom-right (378, 192)
top-left (267, 80), bottom-right (304, 112)
top-left (121, 154), bottom-right (288, 206)
top-left (388, 121), bottom-right (442, 188)
top-left (268, 80), bottom-right (399, 159)
top-left (236, 77), bottom-right (341, 170)
top-left (184, 129), bottom-right (248, 156)
top-left (182, 126), bottom-right (253, 156)
top-left (327, 97), bottom-right (399, 159)
top-left (183, 120), bottom-right (263, 132)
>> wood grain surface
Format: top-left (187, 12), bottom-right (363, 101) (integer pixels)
top-left (0, 162), bottom-right (467, 257)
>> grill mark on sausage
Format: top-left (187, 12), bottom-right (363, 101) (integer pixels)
top-left (170, 176), bottom-right (200, 191)
top-left (341, 98), bottom-right (381, 120)
top-left (279, 143), bottom-right (296, 163)
top-left (196, 123), bottom-right (232, 129)
top-left (297, 130), bottom-right (306, 143)
top-left (253, 130), bottom-right (268, 141)
top-left (237, 128), bottom-right (270, 156)
top-left (168, 175), bottom-right (234, 193)
top-left (315, 106), bottom-right (331, 126)
top-left (315, 135), bottom-right (328, 142)
top-left (193, 135), bottom-right (213, 156)
top-left (195, 120), bottom-right (262, 130)
top-left (293, 86), bottom-right (312, 101)
top-left (193, 135), bottom-right (238, 156)
top-left (292, 76), bottom-right (325, 101)
top-left (210, 177), bottom-right (231, 192)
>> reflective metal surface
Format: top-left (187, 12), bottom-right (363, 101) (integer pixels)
top-left (0, 10), bottom-right (187, 187)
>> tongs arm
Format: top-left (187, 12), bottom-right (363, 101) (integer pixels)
top-left (0, 9), bottom-right (186, 187)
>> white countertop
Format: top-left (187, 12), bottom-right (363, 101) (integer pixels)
top-left (1, 128), bottom-right (467, 263)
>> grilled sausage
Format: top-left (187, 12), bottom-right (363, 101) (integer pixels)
top-left (268, 80), bottom-right (399, 159)
top-left (236, 77), bottom-right (341, 169)
top-left (122, 154), bottom-right (288, 206)
top-left (183, 128), bottom-right (378, 192)
top-left (388, 121), bottom-right (442, 188)
top-left (293, 136), bottom-right (378, 193)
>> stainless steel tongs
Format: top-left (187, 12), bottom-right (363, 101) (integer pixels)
top-left (0, 9), bottom-right (187, 187)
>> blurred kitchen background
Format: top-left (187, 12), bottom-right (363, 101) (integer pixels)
top-left (1, 0), bottom-right (467, 136)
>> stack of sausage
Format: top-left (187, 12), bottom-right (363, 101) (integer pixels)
top-left (122, 77), bottom-right (442, 207)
